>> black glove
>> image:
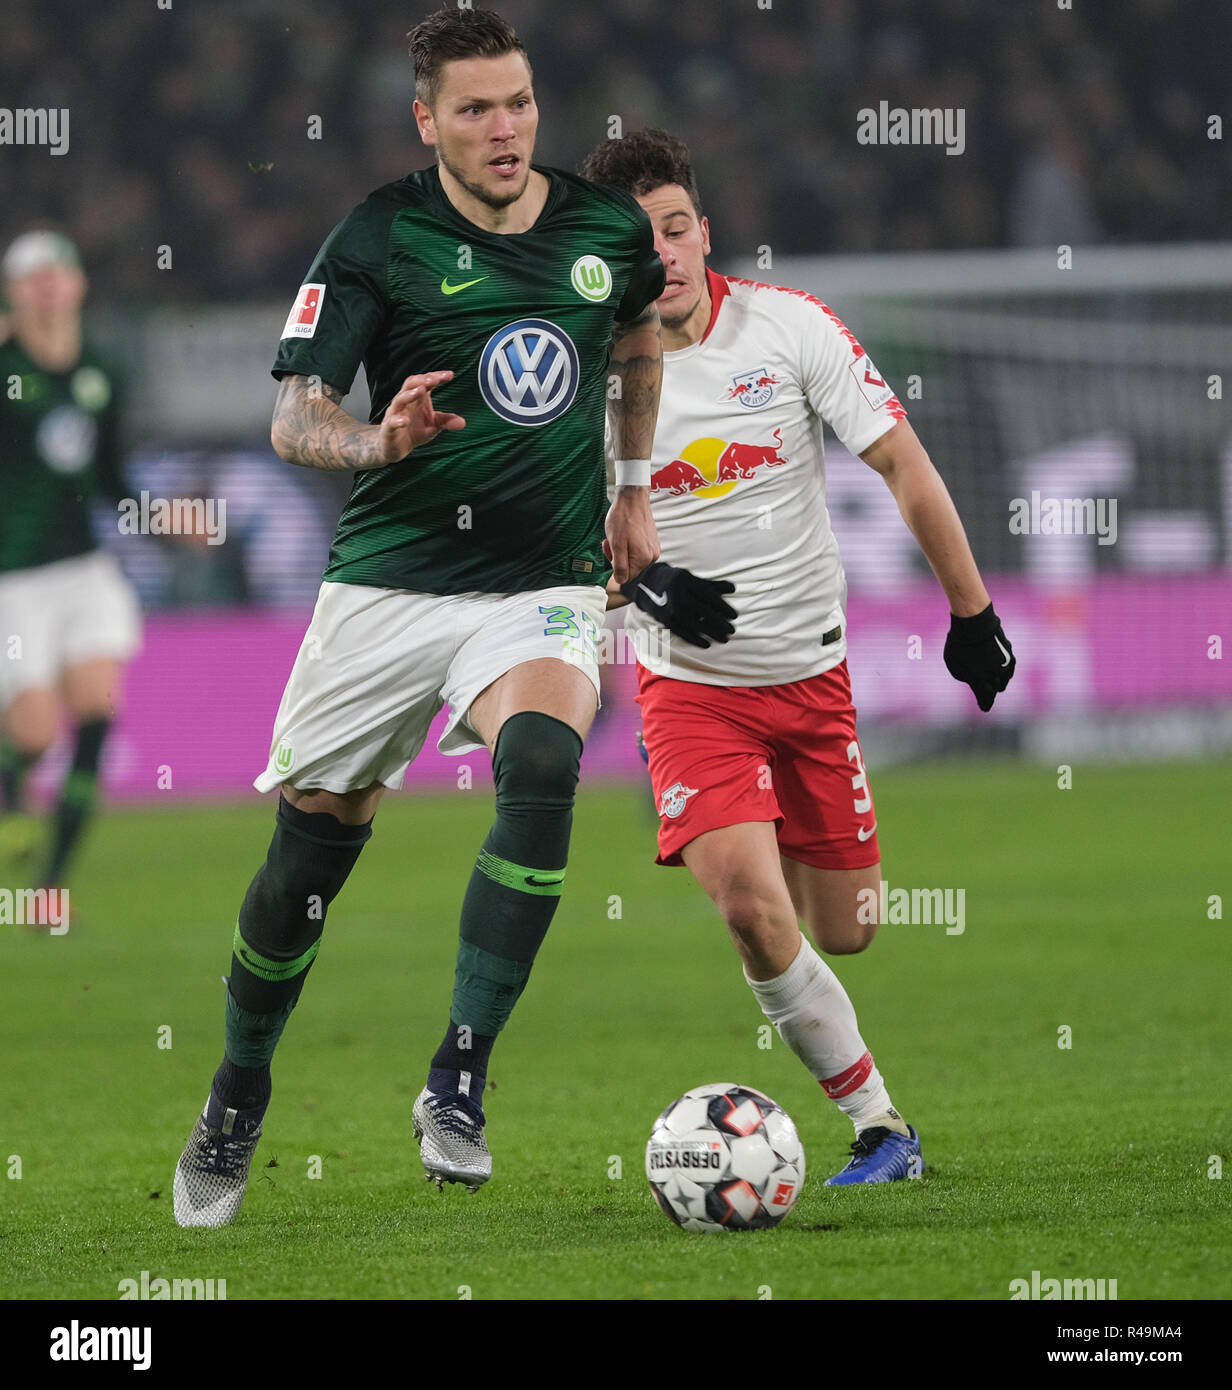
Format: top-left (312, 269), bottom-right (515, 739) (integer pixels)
top-left (943, 602), bottom-right (1015, 711)
top-left (620, 561), bottom-right (737, 648)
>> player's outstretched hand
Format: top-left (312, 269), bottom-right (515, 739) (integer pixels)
top-left (377, 371), bottom-right (466, 463)
top-left (943, 602), bottom-right (1015, 711)
top-left (621, 561), bottom-right (737, 648)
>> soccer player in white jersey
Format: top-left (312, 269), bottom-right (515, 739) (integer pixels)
top-left (583, 130), bottom-right (1015, 1184)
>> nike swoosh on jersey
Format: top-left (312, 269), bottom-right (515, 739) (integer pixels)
top-left (637, 583), bottom-right (668, 607)
top-left (857, 823), bottom-right (877, 842)
top-left (441, 276), bottom-right (490, 295)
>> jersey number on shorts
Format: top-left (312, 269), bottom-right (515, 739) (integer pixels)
top-left (539, 604), bottom-right (598, 664)
top-left (846, 739), bottom-right (873, 815)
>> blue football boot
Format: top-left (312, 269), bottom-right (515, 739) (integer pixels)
top-left (825, 1124), bottom-right (923, 1185)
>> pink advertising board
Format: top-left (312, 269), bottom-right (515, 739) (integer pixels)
top-left (29, 573), bottom-right (1232, 802)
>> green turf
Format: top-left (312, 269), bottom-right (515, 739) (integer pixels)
top-left (2, 761), bottom-right (1229, 1300)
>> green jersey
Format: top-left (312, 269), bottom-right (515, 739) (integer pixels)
top-left (0, 337), bottom-right (126, 574)
top-left (271, 163), bottom-right (664, 595)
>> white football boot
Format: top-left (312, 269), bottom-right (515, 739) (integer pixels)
top-left (173, 1090), bottom-right (265, 1227)
top-left (412, 1087), bottom-right (491, 1193)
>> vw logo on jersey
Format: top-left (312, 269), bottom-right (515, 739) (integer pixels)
top-left (37, 406), bottom-right (96, 474)
top-left (478, 318), bottom-right (580, 426)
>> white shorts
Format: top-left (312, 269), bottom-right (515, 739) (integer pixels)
top-left (0, 550), bottom-right (142, 707)
top-left (253, 581), bottom-right (607, 794)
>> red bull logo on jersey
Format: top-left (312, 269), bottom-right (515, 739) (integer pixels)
top-left (721, 367), bottom-right (781, 409)
top-left (650, 429), bottom-right (788, 500)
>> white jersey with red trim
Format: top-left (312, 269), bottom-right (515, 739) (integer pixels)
top-left (622, 269), bottom-right (906, 686)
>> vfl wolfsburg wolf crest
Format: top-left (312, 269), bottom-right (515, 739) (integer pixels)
top-left (570, 254), bottom-right (611, 302)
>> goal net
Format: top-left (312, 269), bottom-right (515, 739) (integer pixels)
top-left (730, 244), bottom-right (1232, 760)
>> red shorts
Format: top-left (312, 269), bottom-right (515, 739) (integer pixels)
top-left (635, 661), bottom-right (880, 870)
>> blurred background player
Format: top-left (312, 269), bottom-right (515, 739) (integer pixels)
top-left (0, 230), bottom-right (141, 919)
top-left (173, 7), bottom-right (668, 1226)
top-left (585, 130), bottom-right (1016, 1183)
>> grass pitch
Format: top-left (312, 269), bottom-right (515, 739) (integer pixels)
top-left (2, 761), bottom-right (1228, 1300)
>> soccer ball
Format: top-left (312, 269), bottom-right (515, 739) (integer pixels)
top-left (645, 1082), bottom-right (805, 1232)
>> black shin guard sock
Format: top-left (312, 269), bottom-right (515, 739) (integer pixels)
top-left (224, 794), bottom-right (372, 1068)
top-left (430, 712), bottom-right (582, 1100)
top-left (212, 1058), bottom-right (273, 1112)
top-left (40, 718), bottom-right (109, 885)
top-left (428, 1026), bottom-right (497, 1102)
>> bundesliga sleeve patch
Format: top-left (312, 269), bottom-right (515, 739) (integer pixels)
top-left (849, 353), bottom-right (895, 410)
top-left (281, 283), bottom-right (326, 340)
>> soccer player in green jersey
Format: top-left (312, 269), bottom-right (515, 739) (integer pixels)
top-left (0, 231), bottom-right (141, 921)
top-left (174, 6), bottom-right (676, 1225)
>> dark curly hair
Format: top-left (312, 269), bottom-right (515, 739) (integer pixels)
top-left (580, 128), bottom-right (704, 220)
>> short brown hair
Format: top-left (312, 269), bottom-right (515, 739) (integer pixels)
top-left (408, 6), bottom-right (531, 110)
top-left (580, 128), bottom-right (704, 220)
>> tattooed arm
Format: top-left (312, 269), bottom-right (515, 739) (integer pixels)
top-left (604, 301), bottom-right (663, 584)
top-left (270, 370), bottom-right (465, 472)
top-left (608, 300), bottom-right (663, 464)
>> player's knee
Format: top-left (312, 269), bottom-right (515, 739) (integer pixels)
top-left (6, 701), bottom-right (58, 754)
top-left (243, 794), bottom-right (373, 932)
top-left (715, 884), bottom-right (782, 951)
top-left (492, 711), bottom-right (582, 813)
top-left (10, 728), bottom-right (56, 760)
top-left (810, 913), bottom-right (877, 955)
top-left (282, 781), bottom-right (383, 825)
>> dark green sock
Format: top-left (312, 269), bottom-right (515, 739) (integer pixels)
top-left (0, 740), bottom-right (42, 814)
top-left (430, 712), bottom-right (582, 1097)
top-left (39, 719), bottom-right (108, 886)
top-left (224, 795), bottom-right (371, 1068)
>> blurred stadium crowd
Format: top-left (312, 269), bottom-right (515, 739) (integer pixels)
top-left (2, 0), bottom-right (1228, 304)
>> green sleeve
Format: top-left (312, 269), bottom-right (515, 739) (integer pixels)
top-left (611, 193), bottom-right (665, 322)
top-left (271, 196), bottom-right (393, 395)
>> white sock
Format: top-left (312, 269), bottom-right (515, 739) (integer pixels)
top-left (744, 934), bottom-right (906, 1135)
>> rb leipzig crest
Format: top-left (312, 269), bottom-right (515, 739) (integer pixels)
top-left (721, 367), bottom-right (780, 409)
